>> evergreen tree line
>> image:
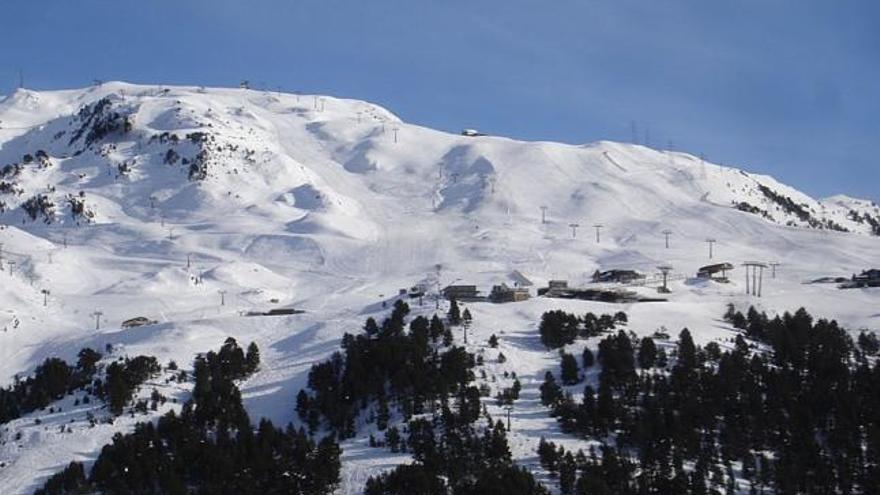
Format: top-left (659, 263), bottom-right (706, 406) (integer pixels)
top-left (0, 348), bottom-right (102, 424)
top-left (538, 438), bottom-right (643, 495)
top-left (36, 338), bottom-right (342, 495)
top-left (364, 352), bottom-right (547, 495)
top-left (537, 306), bottom-right (880, 494)
top-left (96, 355), bottom-right (161, 415)
top-left (297, 300), bottom-right (477, 438)
top-left (365, 410), bottom-right (547, 495)
top-left (539, 310), bottom-right (628, 349)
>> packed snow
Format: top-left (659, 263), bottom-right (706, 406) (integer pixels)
top-left (0, 82), bottom-right (877, 493)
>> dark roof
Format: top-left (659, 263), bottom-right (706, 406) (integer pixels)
top-left (698, 263), bottom-right (734, 273)
top-left (444, 285), bottom-right (477, 291)
top-left (594, 270), bottom-right (644, 282)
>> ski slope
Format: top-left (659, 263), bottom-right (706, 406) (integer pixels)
top-left (0, 82), bottom-right (878, 493)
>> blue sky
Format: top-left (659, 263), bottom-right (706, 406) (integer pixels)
top-left (2, 0), bottom-right (877, 200)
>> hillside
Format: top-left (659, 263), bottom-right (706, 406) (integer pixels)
top-left (0, 82), bottom-right (878, 494)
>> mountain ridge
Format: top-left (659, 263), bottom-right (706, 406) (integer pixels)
top-left (0, 82), bottom-right (878, 494)
top-left (1, 82), bottom-right (877, 236)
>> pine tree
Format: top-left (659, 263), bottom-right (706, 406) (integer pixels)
top-left (429, 315), bottom-right (445, 343)
top-left (448, 299), bottom-right (462, 325)
top-left (364, 317), bottom-right (380, 337)
top-left (559, 452), bottom-right (577, 494)
top-left (377, 396), bottom-right (390, 431)
top-left (386, 426), bottom-right (401, 453)
top-left (313, 436), bottom-right (342, 491)
top-left (637, 337), bottom-right (657, 369)
top-left (462, 308), bottom-right (473, 344)
top-left (511, 379), bottom-right (521, 400)
top-left (537, 437), bottom-right (558, 472)
top-left (443, 327), bottom-right (454, 347)
top-left (723, 303), bottom-right (737, 322)
top-left (676, 328), bottom-right (697, 371)
top-left (489, 334), bottom-right (499, 348)
top-left (560, 352), bottom-right (580, 385)
top-left (540, 372), bottom-right (562, 407)
top-left (582, 347), bottom-right (595, 368)
top-left (540, 310), bottom-right (580, 348)
top-left (295, 390), bottom-right (310, 422)
top-left (245, 342), bottom-right (260, 373)
top-left (76, 348), bottom-right (102, 376)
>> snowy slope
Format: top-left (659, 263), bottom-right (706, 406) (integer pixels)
top-left (0, 82), bottom-right (878, 493)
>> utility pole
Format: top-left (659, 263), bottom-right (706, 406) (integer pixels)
top-left (505, 405), bottom-right (513, 431)
top-left (451, 172), bottom-right (459, 184)
top-left (187, 253), bottom-right (192, 269)
top-left (488, 176), bottom-right (496, 194)
top-left (540, 206), bottom-right (548, 224)
top-left (593, 224), bottom-right (603, 244)
top-left (743, 262), bottom-right (768, 297)
top-left (167, 227), bottom-right (175, 241)
top-left (392, 127), bottom-right (399, 143)
top-left (218, 290), bottom-right (227, 306)
top-left (657, 265), bottom-right (672, 293)
top-left (91, 310), bottom-right (103, 330)
top-left (662, 229), bottom-right (672, 249)
top-left (41, 289), bottom-right (50, 307)
top-left (705, 238), bottom-right (716, 259)
top-left (569, 223), bottom-right (580, 239)
top-left (759, 264), bottom-right (764, 297)
top-left (7, 260), bottom-right (16, 277)
top-left (62, 232), bottom-right (68, 248)
top-left (769, 262), bottom-right (780, 279)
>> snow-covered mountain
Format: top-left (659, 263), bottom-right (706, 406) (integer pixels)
top-left (0, 82), bottom-right (878, 493)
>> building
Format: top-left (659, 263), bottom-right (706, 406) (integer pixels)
top-left (121, 316), bottom-right (156, 329)
top-left (847, 268), bottom-right (880, 288)
top-left (489, 284), bottom-right (530, 303)
top-left (539, 280), bottom-right (570, 297)
top-left (442, 285), bottom-right (481, 301)
top-left (460, 129), bottom-right (486, 137)
top-left (592, 269), bottom-right (645, 284)
top-left (697, 263), bottom-right (734, 281)
top-left (264, 308), bottom-right (304, 316)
